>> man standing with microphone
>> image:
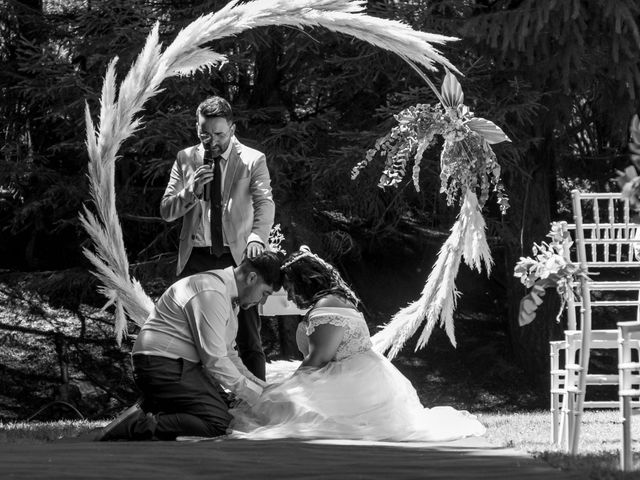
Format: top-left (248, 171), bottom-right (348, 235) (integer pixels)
top-left (159, 96), bottom-right (274, 380)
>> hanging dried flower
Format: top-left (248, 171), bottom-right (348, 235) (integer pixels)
top-left (352, 70), bottom-right (511, 214)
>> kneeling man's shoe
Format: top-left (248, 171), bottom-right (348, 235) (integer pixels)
top-left (96, 403), bottom-right (143, 441)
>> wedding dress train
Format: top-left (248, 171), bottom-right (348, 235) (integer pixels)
top-left (230, 307), bottom-right (486, 441)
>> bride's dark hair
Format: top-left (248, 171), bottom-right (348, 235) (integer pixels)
top-left (281, 248), bottom-right (359, 308)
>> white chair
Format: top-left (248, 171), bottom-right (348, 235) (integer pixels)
top-left (550, 339), bottom-right (567, 444)
top-left (618, 320), bottom-right (640, 471)
top-left (553, 190), bottom-right (640, 453)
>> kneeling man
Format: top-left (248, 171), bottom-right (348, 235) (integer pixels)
top-left (97, 251), bottom-right (283, 441)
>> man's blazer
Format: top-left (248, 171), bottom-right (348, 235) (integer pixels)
top-left (160, 137), bottom-right (275, 275)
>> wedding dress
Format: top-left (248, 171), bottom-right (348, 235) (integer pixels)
top-left (229, 306), bottom-right (486, 441)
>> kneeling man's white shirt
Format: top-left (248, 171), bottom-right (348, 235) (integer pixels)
top-left (133, 267), bottom-right (265, 405)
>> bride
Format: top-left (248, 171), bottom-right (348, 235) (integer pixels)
top-left (229, 247), bottom-right (486, 441)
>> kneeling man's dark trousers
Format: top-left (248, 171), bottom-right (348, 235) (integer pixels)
top-left (129, 354), bottom-right (231, 440)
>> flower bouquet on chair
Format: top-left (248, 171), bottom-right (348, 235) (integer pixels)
top-left (514, 221), bottom-right (589, 327)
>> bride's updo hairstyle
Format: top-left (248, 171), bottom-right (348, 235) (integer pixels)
top-left (281, 246), bottom-right (359, 308)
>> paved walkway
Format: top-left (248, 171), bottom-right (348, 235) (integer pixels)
top-left (2, 436), bottom-right (581, 479)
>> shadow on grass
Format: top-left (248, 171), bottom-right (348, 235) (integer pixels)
top-left (391, 312), bottom-right (546, 412)
top-left (538, 451), bottom-right (640, 480)
top-left (0, 436), bottom-right (579, 480)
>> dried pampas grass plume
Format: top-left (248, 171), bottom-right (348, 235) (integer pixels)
top-left (80, 0), bottom-right (459, 343)
top-left (371, 191), bottom-right (492, 359)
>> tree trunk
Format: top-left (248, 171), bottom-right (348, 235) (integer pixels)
top-left (54, 334), bottom-right (71, 403)
top-left (248, 27), bottom-right (283, 111)
top-left (503, 115), bottom-right (565, 392)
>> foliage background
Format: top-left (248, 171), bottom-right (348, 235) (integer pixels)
top-left (1, 0), bottom-right (640, 420)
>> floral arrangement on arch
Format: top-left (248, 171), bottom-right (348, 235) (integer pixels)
top-left (360, 71), bottom-right (511, 358)
top-left (268, 224), bottom-right (287, 255)
top-left (616, 114), bottom-right (640, 209)
top-left (513, 221), bottom-right (589, 327)
top-left (352, 72), bottom-right (509, 213)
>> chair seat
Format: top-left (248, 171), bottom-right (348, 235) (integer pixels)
top-left (564, 329), bottom-right (618, 338)
top-left (564, 363), bottom-right (584, 372)
top-left (584, 400), bottom-right (621, 409)
top-left (619, 321), bottom-right (640, 332)
top-left (619, 389), bottom-right (640, 397)
top-left (570, 281), bottom-right (640, 291)
top-left (585, 373), bottom-right (618, 384)
top-left (619, 362), bottom-right (640, 370)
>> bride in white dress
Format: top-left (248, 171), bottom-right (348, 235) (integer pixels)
top-left (229, 247), bottom-right (486, 441)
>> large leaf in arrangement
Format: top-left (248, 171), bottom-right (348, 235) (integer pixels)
top-left (630, 114), bottom-right (640, 144)
top-left (518, 283), bottom-right (546, 327)
top-left (466, 117), bottom-right (511, 144)
top-left (517, 276), bottom-right (558, 326)
top-left (614, 165), bottom-right (638, 189)
top-left (441, 70), bottom-right (463, 108)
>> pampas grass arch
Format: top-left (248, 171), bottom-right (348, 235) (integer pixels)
top-left (81, 0), bottom-right (503, 356)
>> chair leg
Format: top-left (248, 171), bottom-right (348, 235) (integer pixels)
top-left (550, 342), bottom-right (563, 445)
top-left (558, 409), bottom-right (566, 450)
top-left (621, 396), bottom-right (632, 471)
top-left (564, 364), bottom-right (586, 454)
top-left (559, 338), bottom-right (579, 452)
top-left (568, 360), bottom-right (589, 455)
top-left (566, 391), bottom-right (575, 452)
top-left (570, 307), bottom-right (592, 454)
top-left (551, 388), bottom-right (560, 444)
top-left (558, 379), bottom-right (573, 451)
top-left (570, 397), bottom-right (584, 455)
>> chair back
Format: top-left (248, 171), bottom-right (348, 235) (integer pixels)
top-left (572, 191), bottom-right (640, 268)
top-left (565, 191), bottom-right (640, 330)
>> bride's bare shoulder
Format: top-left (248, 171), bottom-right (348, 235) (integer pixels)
top-left (314, 294), bottom-right (353, 309)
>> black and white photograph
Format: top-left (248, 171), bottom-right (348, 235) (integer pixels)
top-left (1, 0), bottom-right (640, 478)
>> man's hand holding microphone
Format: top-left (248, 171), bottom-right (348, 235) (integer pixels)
top-left (190, 133), bottom-right (215, 200)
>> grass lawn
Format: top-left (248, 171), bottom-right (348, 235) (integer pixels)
top-left (2, 410), bottom-right (640, 479)
top-left (0, 419), bottom-right (103, 443)
top-left (480, 409), bottom-right (640, 479)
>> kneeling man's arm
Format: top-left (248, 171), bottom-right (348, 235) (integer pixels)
top-left (184, 291), bottom-right (263, 405)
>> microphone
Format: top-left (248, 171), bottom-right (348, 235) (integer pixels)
top-left (201, 135), bottom-right (213, 202)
